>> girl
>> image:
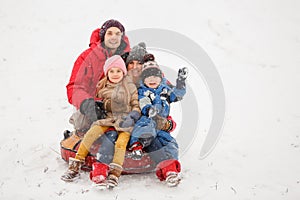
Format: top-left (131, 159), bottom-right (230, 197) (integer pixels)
top-left (61, 55), bottom-right (140, 188)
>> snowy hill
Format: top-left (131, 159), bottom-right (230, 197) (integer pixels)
top-left (0, 0), bottom-right (299, 199)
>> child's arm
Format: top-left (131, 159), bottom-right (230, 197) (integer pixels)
top-left (138, 89), bottom-right (155, 117)
top-left (119, 80), bottom-right (141, 128)
top-left (168, 67), bottom-right (188, 102)
top-left (129, 85), bottom-right (141, 114)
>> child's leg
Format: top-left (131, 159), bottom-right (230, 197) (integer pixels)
top-left (75, 125), bottom-right (109, 161)
top-left (111, 131), bottom-right (130, 166)
top-left (156, 130), bottom-right (179, 160)
top-left (129, 116), bottom-right (157, 148)
top-left (106, 131), bottom-right (130, 187)
top-left (145, 136), bottom-right (170, 164)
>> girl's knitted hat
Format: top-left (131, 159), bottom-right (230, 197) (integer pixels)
top-left (103, 55), bottom-right (127, 76)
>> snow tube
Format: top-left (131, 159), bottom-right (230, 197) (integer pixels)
top-left (60, 131), bottom-right (156, 174)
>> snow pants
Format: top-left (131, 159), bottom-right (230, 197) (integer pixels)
top-left (97, 130), bottom-right (179, 166)
top-left (147, 130), bottom-right (179, 162)
top-left (95, 130), bottom-right (118, 164)
top-left (129, 116), bottom-right (157, 147)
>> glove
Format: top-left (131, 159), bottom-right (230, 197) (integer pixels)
top-left (119, 111), bottom-right (141, 128)
top-left (119, 117), bottom-right (134, 128)
top-left (127, 110), bottom-right (141, 122)
top-left (159, 88), bottom-right (169, 101)
top-left (95, 101), bottom-right (107, 119)
top-left (80, 98), bottom-right (97, 122)
top-left (178, 67), bottom-right (188, 80)
top-left (148, 106), bottom-right (159, 118)
top-left (80, 98), bottom-right (106, 122)
top-left (176, 67), bottom-right (188, 89)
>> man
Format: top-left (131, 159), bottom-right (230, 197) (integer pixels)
top-left (61, 19), bottom-right (130, 183)
top-left (66, 19), bottom-right (130, 134)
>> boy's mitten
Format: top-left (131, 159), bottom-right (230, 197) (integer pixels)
top-left (176, 67), bottom-right (188, 89)
top-left (148, 106), bottom-right (159, 118)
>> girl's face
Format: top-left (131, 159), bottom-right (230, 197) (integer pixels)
top-left (107, 67), bottom-right (124, 83)
top-left (144, 76), bottom-right (162, 89)
top-left (127, 60), bottom-right (143, 78)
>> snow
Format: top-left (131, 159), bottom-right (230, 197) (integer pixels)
top-left (1, 0), bottom-right (300, 199)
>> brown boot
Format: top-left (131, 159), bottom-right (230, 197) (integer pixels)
top-left (106, 163), bottom-right (123, 189)
top-left (61, 158), bottom-right (83, 182)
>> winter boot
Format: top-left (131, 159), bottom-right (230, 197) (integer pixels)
top-left (61, 157), bottom-right (83, 182)
top-left (156, 159), bottom-right (181, 187)
top-left (165, 116), bottom-right (176, 132)
top-left (166, 172), bottom-right (181, 187)
top-left (130, 142), bottom-right (143, 160)
top-left (106, 163), bottom-right (123, 189)
top-left (90, 162), bottom-right (109, 188)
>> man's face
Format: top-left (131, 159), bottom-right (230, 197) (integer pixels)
top-left (104, 27), bottom-right (123, 51)
top-left (144, 76), bottom-right (162, 89)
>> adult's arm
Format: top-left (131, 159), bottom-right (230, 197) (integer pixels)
top-left (66, 48), bottom-right (94, 109)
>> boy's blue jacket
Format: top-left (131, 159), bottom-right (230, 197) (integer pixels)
top-left (138, 78), bottom-right (186, 118)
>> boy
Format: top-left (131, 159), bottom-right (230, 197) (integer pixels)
top-left (130, 58), bottom-right (188, 186)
